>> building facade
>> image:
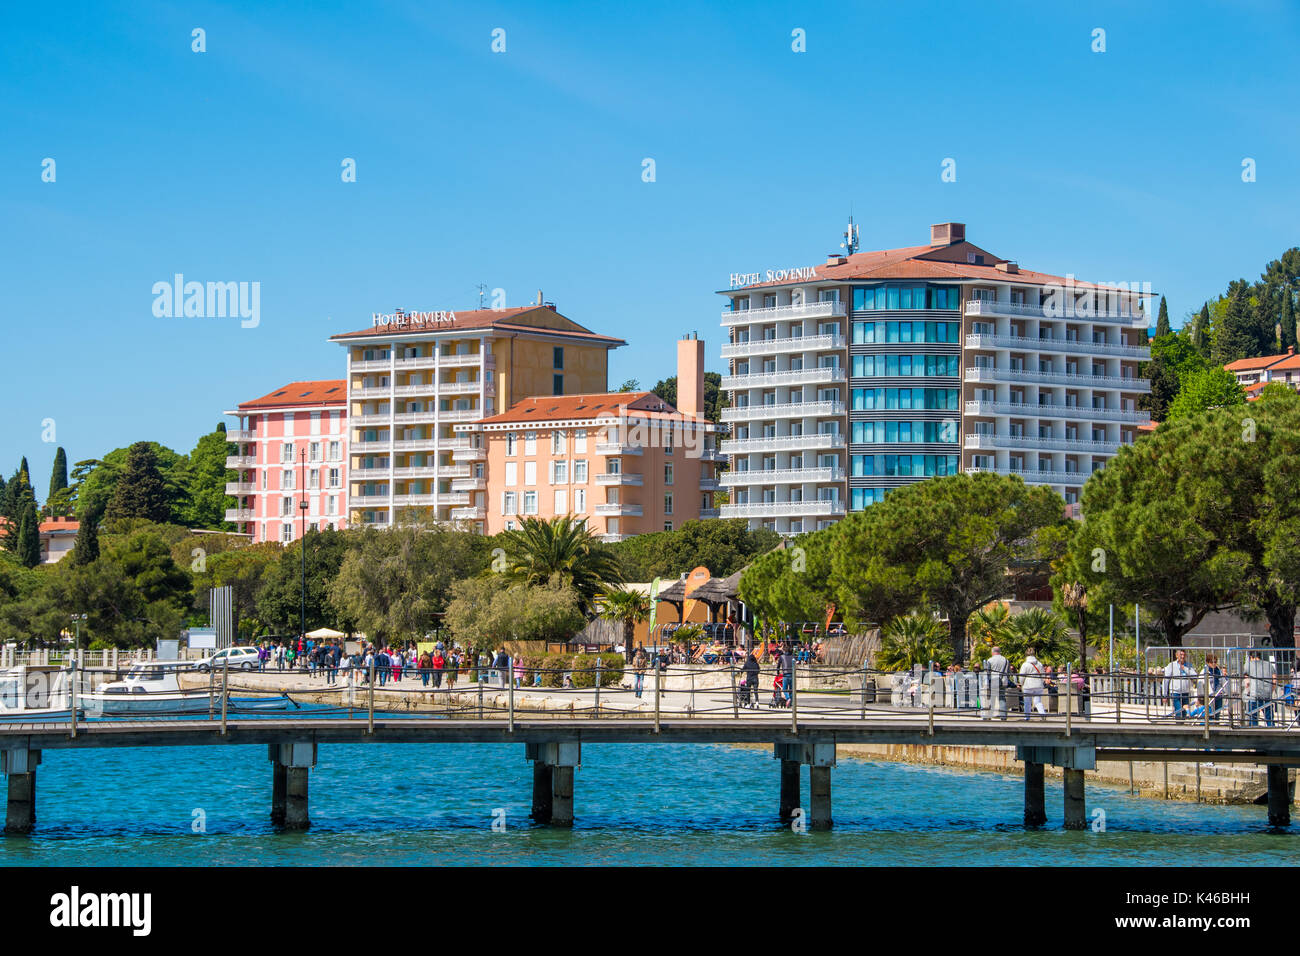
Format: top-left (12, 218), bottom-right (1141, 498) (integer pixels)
top-left (461, 335), bottom-right (723, 540)
top-left (329, 304), bottom-right (625, 531)
top-left (1226, 347), bottom-right (1300, 398)
top-left (720, 223), bottom-right (1152, 533)
top-left (223, 381), bottom-right (349, 543)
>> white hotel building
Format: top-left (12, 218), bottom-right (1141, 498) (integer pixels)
top-left (719, 222), bottom-right (1152, 534)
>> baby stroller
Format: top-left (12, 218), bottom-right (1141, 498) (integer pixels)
top-left (770, 671), bottom-right (788, 709)
top-left (736, 677), bottom-right (755, 709)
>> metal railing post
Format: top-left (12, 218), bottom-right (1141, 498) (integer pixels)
top-left (861, 664), bottom-right (869, 720)
top-left (595, 657), bottom-right (601, 718)
top-left (208, 664), bottom-right (215, 720)
top-left (654, 658), bottom-right (661, 733)
top-left (689, 666), bottom-right (695, 717)
top-left (730, 660), bottom-right (738, 719)
top-left (1066, 663), bottom-right (1072, 737)
top-left (368, 660), bottom-right (375, 734)
top-left (791, 660), bottom-right (798, 734)
top-left (508, 655), bottom-right (515, 732)
top-left (477, 673), bottom-right (484, 719)
top-left (221, 656), bottom-right (229, 735)
top-left (69, 656), bottom-right (77, 739)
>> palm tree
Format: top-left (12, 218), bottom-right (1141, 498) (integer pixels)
top-left (875, 613), bottom-right (952, 671)
top-left (1060, 582), bottom-right (1089, 670)
top-left (599, 585), bottom-right (650, 661)
top-left (968, 602), bottom-right (1012, 665)
top-left (500, 516), bottom-right (623, 616)
top-left (1005, 607), bottom-right (1073, 667)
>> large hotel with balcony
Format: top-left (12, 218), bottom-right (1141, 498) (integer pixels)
top-left (328, 303), bottom-right (626, 531)
top-left (719, 222), bottom-right (1152, 534)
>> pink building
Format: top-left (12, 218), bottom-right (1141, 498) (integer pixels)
top-left (224, 381), bottom-right (349, 543)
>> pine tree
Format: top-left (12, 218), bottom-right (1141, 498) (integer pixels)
top-left (16, 502), bottom-right (41, 568)
top-left (1155, 296), bottom-right (1171, 338)
top-left (71, 506), bottom-right (100, 565)
top-left (1212, 282), bottom-right (1267, 365)
top-left (103, 442), bottom-right (171, 525)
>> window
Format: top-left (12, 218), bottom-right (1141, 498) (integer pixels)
top-left (308, 469), bottom-right (319, 490)
top-left (262, 470), bottom-right (267, 490)
top-left (505, 432), bottom-right (517, 456)
top-left (503, 492), bottom-right (517, 515)
top-left (281, 523), bottom-right (294, 543)
top-left (665, 427), bottom-right (674, 455)
top-left (555, 460), bottom-right (568, 483)
top-left (553, 346), bottom-right (564, 370)
top-left (309, 442), bottom-right (321, 462)
top-left (525, 461), bottom-right (537, 485)
top-left (664, 462), bottom-right (674, 485)
top-left (326, 496), bottom-right (336, 516)
top-left (574, 488), bottom-right (586, 513)
top-left (663, 521), bottom-right (673, 532)
top-left (283, 469), bottom-right (294, 490)
top-left (310, 412), bottom-right (321, 436)
top-left (284, 412), bottom-right (295, 437)
top-left (554, 490), bottom-right (567, 513)
top-left (573, 459), bottom-right (588, 483)
top-left (329, 441), bottom-right (340, 461)
top-left (282, 443), bottom-right (294, 464)
top-left (551, 430), bottom-right (566, 454)
top-left (328, 468), bottom-right (340, 489)
top-left (523, 491), bottom-right (538, 515)
top-left (524, 432), bottom-right (536, 455)
top-left (281, 497), bottom-right (294, 517)
top-left (574, 429), bottom-right (587, 453)
top-left (664, 493), bottom-right (673, 515)
top-left (505, 461), bottom-right (517, 485)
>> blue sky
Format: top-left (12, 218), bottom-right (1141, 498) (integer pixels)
top-left (3, 0), bottom-right (1298, 497)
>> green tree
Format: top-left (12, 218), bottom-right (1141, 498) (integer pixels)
top-left (650, 372), bottom-right (729, 423)
top-left (1, 464), bottom-right (36, 550)
top-left (738, 534), bottom-right (836, 634)
top-left (829, 473), bottom-right (1070, 664)
top-left (182, 426), bottom-right (235, 529)
top-left (1154, 296), bottom-right (1171, 338)
top-left (70, 505), bottom-right (101, 566)
top-left (609, 519), bottom-right (780, 581)
top-left (1211, 280), bottom-right (1270, 365)
top-left (1282, 289), bottom-right (1297, 354)
top-left (875, 613), bottom-right (951, 670)
top-left (500, 516), bottom-right (623, 615)
top-left (599, 585), bottom-right (650, 660)
top-left (1164, 367), bottom-right (1246, 422)
top-left (445, 574), bottom-right (585, 646)
top-left (16, 502), bottom-right (41, 568)
top-left (1190, 303), bottom-right (1212, 358)
top-left (103, 442), bottom-right (173, 525)
top-left (617, 379), bottom-right (640, 392)
top-left (46, 447), bottom-right (72, 517)
top-left (257, 529), bottom-right (352, 635)
top-left (73, 443), bottom-right (189, 524)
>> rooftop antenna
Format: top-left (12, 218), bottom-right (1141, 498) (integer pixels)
top-left (475, 283), bottom-right (487, 309)
top-left (840, 213), bottom-right (860, 256)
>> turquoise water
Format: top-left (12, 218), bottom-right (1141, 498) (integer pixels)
top-left (0, 738), bottom-right (1295, 865)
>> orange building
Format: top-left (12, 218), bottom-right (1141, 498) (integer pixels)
top-left (460, 336), bottom-right (725, 540)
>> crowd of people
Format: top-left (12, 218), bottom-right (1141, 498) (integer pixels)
top-left (251, 638), bottom-right (519, 689)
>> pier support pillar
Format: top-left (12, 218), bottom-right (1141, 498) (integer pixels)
top-left (2, 749), bottom-right (40, 835)
top-left (779, 760), bottom-right (800, 823)
top-left (527, 742), bottom-right (579, 827)
top-left (1267, 765), bottom-right (1291, 828)
top-left (1063, 768), bottom-right (1087, 831)
top-left (1024, 761), bottom-right (1047, 828)
top-left (269, 745), bottom-right (287, 825)
top-left (809, 765), bottom-right (832, 831)
top-left (273, 742), bottom-right (316, 831)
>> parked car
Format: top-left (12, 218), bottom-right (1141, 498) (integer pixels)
top-left (195, 646), bottom-right (261, 672)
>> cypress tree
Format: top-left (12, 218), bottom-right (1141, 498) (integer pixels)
top-left (16, 502), bottom-right (40, 568)
top-left (103, 442), bottom-right (171, 525)
top-left (1282, 291), bottom-right (1297, 353)
top-left (72, 506), bottom-right (100, 565)
top-left (1155, 296), bottom-right (1171, 338)
top-left (2, 466), bottom-right (36, 548)
top-left (48, 447), bottom-right (68, 513)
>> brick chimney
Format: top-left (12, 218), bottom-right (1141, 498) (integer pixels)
top-left (930, 222), bottom-right (966, 246)
top-left (677, 333), bottom-right (705, 420)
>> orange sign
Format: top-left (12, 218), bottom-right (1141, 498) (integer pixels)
top-left (683, 566), bottom-right (711, 624)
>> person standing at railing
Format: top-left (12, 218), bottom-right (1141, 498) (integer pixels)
top-left (985, 646), bottom-right (1010, 720)
top-left (1019, 649), bottom-right (1047, 719)
top-left (632, 646), bottom-right (648, 699)
top-left (1162, 649), bottom-right (1196, 721)
top-left (1200, 654), bottom-right (1225, 719)
top-left (1244, 650), bottom-right (1276, 727)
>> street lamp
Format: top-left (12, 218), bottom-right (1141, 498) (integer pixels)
top-left (70, 613), bottom-right (87, 649)
top-left (299, 448), bottom-right (309, 651)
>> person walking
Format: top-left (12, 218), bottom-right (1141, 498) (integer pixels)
top-left (1163, 648), bottom-right (1196, 721)
top-left (632, 645), bottom-right (648, 699)
top-left (1244, 650), bottom-right (1276, 727)
top-left (742, 647), bottom-right (760, 709)
top-left (1019, 649), bottom-right (1047, 719)
top-left (985, 645), bottom-right (1010, 720)
top-left (445, 648), bottom-right (459, 690)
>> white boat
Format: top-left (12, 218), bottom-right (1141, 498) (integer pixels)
top-left (0, 666), bottom-right (74, 722)
top-left (83, 661), bottom-right (294, 715)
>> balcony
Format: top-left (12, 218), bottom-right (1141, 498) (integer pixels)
top-left (451, 505), bottom-right (486, 520)
top-left (225, 482), bottom-right (255, 495)
top-left (595, 472), bottom-right (643, 486)
top-left (598, 533), bottom-right (627, 543)
top-left (437, 464), bottom-right (470, 478)
top-left (352, 385), bottom-right (393, 399)
top-left (721, 300), bottom-right (846, 327)
top-left (438, 408), bottom-right (483, 423)
top-left (698, 477), bottom-right (721, 491)
top-left (439, 353), bottom-right (495, 368)
top-left (698, 447), bottom-right (727, 462)
top-left (720, 467), bottom-right (844, 486)
top-left (595, 503), bottom-right (643, 517)
top-left (224, 508), bottom-right (255, 522)
top-left (722, 400), bottom-right (845, 422)
top-left (450, 477), bottom-right (486, 492)
top-left (226, 429), bottom-right (255, 442)
top-left (965, 464), bottom-right (1094, 485)
top-left (965, 298), bottom-right (1148, 326)
top-left (351, 358), bottom-right (393, 372)
top-left (721, 333), bottom-right (845, 359)
top-left (720, 500), bottom-right (846, 519)
top-left (965, 333), bottom-right (1150, 360)
top-left (391, 494), bottom-right (440, 507)
top-left (452, 444), bottom-right (487, 461)
top-left (964, 401), bottom-right (1151, 425)
top-left (392, 355), bottom-right (439, 370)
top-left (443, 492), bottom-right (471, 506)
top-left (964, 367), bottom-right (1150, 390)
top-left (225, 455), bottom-right (256, 469)
top-left (722, 367), bottom-right (846, 391)
top-left (964, 434), bottom-right (1123, 455)
top-left (595, 441), bottom-right (644, 456)
top-left (721, 433), bottom-right (845, 455)
top-left (390, 466), bottom-right (441, 479)
top-left (698, 508), bottom-right (721, 519)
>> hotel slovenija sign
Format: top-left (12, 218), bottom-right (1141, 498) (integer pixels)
top-left (728, 266), bottom-right (819, 289)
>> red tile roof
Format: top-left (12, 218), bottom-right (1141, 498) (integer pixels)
top-left (723, 237), bottom-right (1146, 293)
top-left (473, 392), bottom-right (700, 426)
top-left (238, 380), bottom-right (347, 410)
top-left (330, 305), bottom-right (626, 346)
top-left (1224, 354), bottom-right (1289, 372)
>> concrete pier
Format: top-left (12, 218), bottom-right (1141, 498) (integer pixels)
top-left (1267, 765), bottom-right (1291, 827)
top-left (273, 742), bottom-right (315, 831)
top-left (527, 742), bottom-right (579, 827)
top-left (269, 745), bottom-right (287, 825)
top-left (809, 765), bottom-right (832, 831)
top-left (1063, 768), bottom-right (1087, 830)
top-left (1024, 761), bottom-right (1047, 827)
top-left (779, 759), bottom-right (800, 822)
top-left (2, 749), bottom-right (40, 835)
